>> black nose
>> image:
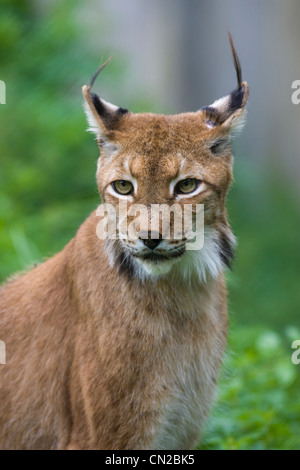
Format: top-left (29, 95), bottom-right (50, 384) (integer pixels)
top-left (139, 231), bottom-right (162, 250)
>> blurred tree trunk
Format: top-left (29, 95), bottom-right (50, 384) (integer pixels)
top-left (89, 0), bottom-right (300, 197)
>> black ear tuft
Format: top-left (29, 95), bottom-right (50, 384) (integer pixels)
top-left (200, 34), bottom-right (249, 130)
top-left (228, 84), bottom-right (246, 115)
top-left (228, 31), bottom-right (243, 90)
top-left (90, 92), bottom-right (107, 116)
top-left (83, 58), bottom-right (130, 137)
top-left (90, 92), bottom-right (129, 120)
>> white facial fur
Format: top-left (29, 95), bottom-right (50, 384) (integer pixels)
top-left (111, 228), bottom-right (234, 284)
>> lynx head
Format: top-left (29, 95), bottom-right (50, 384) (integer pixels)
top-left (83, 34), bottom-right (249, 283)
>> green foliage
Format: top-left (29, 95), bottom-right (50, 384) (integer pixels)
top-left (227, 160), bottom-right (300, 330)
top-left (0, 0), bottom-right (299, 450)
top-left (0, 0), bottom-right (106, 279)
top-left (200, 325), bottom-right (300, 450)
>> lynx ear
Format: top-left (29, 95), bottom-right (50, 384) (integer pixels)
top-left (82, 58), bottom-right (129, 147)
top-left (200, 33), bottom-right (249, 134)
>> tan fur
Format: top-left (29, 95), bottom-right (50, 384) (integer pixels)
top-left (0, 42), bottom-right (248, 449)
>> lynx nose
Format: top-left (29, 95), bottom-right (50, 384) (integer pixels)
top-left (139, 231), bottom-right (162, 250)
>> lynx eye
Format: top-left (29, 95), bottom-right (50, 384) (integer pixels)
top-left (112, 180), bottom-right (134, 195)
top-left (175, 178), bottom-right (199, 195)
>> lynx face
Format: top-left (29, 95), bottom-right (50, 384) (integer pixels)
top-left (83, 44), bottom-right (248, 282)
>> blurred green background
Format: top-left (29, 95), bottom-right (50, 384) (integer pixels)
top-left (0, 0), bottom-right (299, 450)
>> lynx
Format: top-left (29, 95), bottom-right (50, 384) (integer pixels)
top-left (0, 34), bottom-right (248, 450)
